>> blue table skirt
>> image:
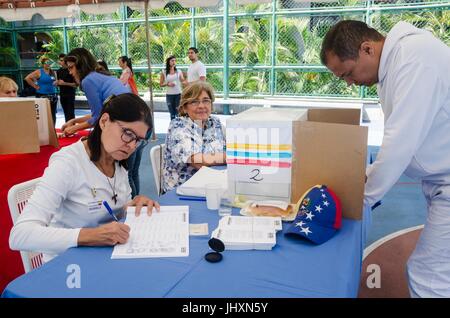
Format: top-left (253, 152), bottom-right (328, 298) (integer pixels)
top-left (2, 190), bottom-right (370, 298)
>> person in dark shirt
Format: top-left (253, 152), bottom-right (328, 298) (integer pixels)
top-left (56, 53), bottom-right (78, 122)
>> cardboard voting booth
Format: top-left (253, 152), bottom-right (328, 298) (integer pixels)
top-left (0, 98), bottom-right (59, 155)
top-left (226, 107), bottom-right (368, 220)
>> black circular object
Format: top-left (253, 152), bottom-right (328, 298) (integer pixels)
top-left (208, 238), bottom-right (225, 252)
top-left (205, 251), bottom-right (223, 263)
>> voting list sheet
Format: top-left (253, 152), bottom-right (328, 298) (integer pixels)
top-left (111, 206), bottom-right (189, 259)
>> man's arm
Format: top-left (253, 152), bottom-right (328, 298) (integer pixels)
top-left (58, 80), bottom-right (78, 88)
top-left (365, 63), bottom-right (445, 207)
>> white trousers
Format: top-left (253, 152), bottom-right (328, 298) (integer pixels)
top-left (407, 182), bottom-right (450, 297)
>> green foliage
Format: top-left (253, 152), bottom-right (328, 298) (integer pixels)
top-left (0, 32), bottom-right (18, 68)
top-left (371, 9), bottom-right (450, 45)
top-left (8, 3), bottom-right (450, 99)
top-left (230, 17), bottom-right (271, 65)
top-left (68, 27), bottom-right (122, 66)
top-left (195, 19), bottom-right (224, 64)
top-left (39, 31), bottom-right (64, 65)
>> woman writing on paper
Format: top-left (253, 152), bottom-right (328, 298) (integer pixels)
top-left (162, 81), bottom-right (226, 192)
top-left (10, 93), bottom-right (160, 263)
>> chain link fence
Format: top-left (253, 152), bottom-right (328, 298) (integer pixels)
top-left (1, 0), bottom-right (449, 99)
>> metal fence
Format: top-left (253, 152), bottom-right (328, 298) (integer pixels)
top-left (1, 0), bottom-right (449, 99)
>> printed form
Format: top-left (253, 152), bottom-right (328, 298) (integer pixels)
top-left (111, 206), bottom-right (189, 259)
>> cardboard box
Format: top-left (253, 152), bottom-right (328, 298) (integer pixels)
top-left (226, 107), bottom-right (368, 220)
top-left (0, 98), bottom-right (59, 155)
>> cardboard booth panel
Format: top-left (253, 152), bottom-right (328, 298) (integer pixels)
top-left (0, 100), bottom-right (40, 155)
top-left (292, 121), bottom-right (368, 220)
top-left (0, 98), bottom-right (59, 155)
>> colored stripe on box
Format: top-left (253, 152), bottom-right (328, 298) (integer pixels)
top-left (226, 143), bottom-right (291, 151)
top-left (226, 151), bottom-right (292, 159)
top-left (227, 159), bottom-right (292, 168)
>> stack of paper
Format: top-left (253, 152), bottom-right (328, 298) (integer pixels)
top-left (176, 166), bottom-right (227, 197)
top-left (211, 215), bottom-right (282, 250)
top-left (111, 206), bottom-right (189, 259)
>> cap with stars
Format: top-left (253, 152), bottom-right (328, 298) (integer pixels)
top-left (285, 185), bottom-right (342, 244)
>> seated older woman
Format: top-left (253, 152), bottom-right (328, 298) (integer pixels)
top-left (162, 82), bottom-right (226, 192)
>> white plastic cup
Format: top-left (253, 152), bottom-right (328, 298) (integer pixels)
top-left (218, 196), bottom-right (232, 217)
top-left (205, 183), bottom-right (222, 210)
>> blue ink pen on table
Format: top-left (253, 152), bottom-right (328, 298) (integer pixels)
top-left (103, 200), bottom-right (119, 221)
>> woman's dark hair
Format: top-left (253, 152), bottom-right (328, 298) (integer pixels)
top-left (119, 56), bottom-right (133, 74)
top-left (320, 20), bottom-right (384, 65)
top-left (97, 59), bottom-right (110, 73)
top-left (87, 93), bottom-right (153, 168)
top-left (165, 55), bottom-right (177, 75)
top-left (64, 48), bottom-right (110, 84)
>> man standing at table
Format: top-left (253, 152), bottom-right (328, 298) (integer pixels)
top-left (320, 20), bottom-right (450, 297)
top-left (55, 53), bottom-right (78, 123)
top-left (186, 47), bottom-right (206, 84)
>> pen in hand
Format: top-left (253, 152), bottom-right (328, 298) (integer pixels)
top-left (103, 200), bottom-right (119, 222)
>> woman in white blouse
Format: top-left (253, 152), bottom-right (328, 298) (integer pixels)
top-left (9, 93), bottom-right (159, 262)
top-left (160, 55), bottom-right (185, 120)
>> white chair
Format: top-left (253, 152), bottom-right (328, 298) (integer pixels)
top-left (7, 177), bottom-right (44, 273)
top-left (150, 143), bottom-right (166, 196)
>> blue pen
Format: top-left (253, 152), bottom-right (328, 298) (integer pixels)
top-left (178, 197), bottom-right (206, 202)
top-left (103, 200), bottom-right (119, 221)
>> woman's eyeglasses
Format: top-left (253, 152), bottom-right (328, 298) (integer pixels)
top-left (117, 122), bottom-right (148, 148)
top-left (189, 98), bottom-right (212, 107)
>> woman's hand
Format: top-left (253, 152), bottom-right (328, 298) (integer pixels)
top-left (61, 118), bottom-right (75, 132)
top-left (78, 222), bottom-right (131, 246)
top-left (63, 124), bottom-right (79, 136)
top-left (125, 195), bottom-right (160, 216)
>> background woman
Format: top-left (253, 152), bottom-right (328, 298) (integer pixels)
top-left (61, 48), bottom-right (129, 136)
top-left (118, 56), bottom-right (139, 95)
top-left (160, 55), bottom-right (185, 120)
top-left (25, 56), bottom-right (58, 126)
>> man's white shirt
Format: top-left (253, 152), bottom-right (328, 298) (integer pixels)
top-left (187, 60), bottom-right (206, 82)
top-left (364, 22), bottom-right (450, 207)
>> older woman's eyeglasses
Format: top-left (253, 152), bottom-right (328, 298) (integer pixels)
top-left (117, 122), bottom-right (148, 148)
top-left (189, 98), bottom-right (212, 107)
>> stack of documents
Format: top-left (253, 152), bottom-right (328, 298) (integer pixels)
top-left (211, 215), bottom-right (282, 250)
top-left (111, 206), bottom-right (189, 259)
top-left (176, 166), bottom-right (227, 197)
